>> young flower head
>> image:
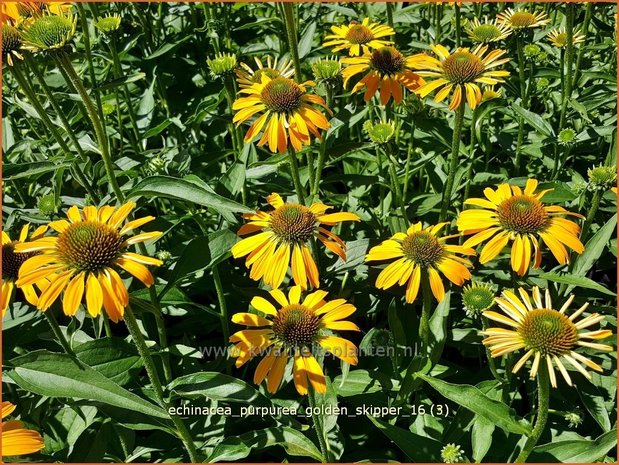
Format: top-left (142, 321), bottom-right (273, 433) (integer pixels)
top-left (365, 222), bottom-right (475, 304)
top-left (465, 18), bottom-right (511, 43)
top-left (413, 44), bottom-right (510, 111)
top-left (557, 127), bottom-right (577, 146)
top-left (462, 282), bottom-right (495, 317)
top-left (457, 179), bottom-right (584, 276)
top-left (232, 193), bottom-right (359, 290)
top-left (1, 24), bottom-right (24, 66)
top-left (207, 52), bottom-right (237, 79)
top-left (94, 13), bottom-right (121, 35)
top-left (482, 287), bottom-right (613, 387)
top-left (323, 18), bottom-right (394, 56)
top-left (363, 119), bottom-right (396, 145)
top-left (1, 402), bottom-right (44, 457)
top-left (15, 203), bottom-right (163, 322)
top-left (342, 46), bottom-right (425, 105)
top-left (38, 194), bottom-right (59, 216)
top-left (1, 2), bottom-right (71, 25)
top-left (547, 27), bottom-right (585, 48)
top-left (230, 286), bottom-right (359, 395)
top-left (496, 8), bottom-right (550, 31)
top-left (523, 44), bottom-right (541, 60)
top-left (441, 443), bottom-right (466, 463)
top-left (311, 57), bottom-right (342, 89)
top-left (22, 11), bottom-right (76, 51)
top-left (2, 225), bottom-right (48, 317)
top-left (481, 86), bottom-right (502, 102)
top-left (235, 56), bottom-right (294, 89)
top-left (587, 164), bottom-right (617, 191)
top-left (232, 75), bottom-right (332, 153)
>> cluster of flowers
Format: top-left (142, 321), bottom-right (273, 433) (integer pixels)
top-left (0, 5), bottom-right (614, 454)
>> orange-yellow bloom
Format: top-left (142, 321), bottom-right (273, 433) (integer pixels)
top-left (1, 401), bottom-right (44, 457)
top-left (457, 179), bottom-right (585, 276)
top-left (366, 222), bottom-right (474, 303)
top-left (413, 44), bottom-right (510, 111)
top-left (230, 286), bottom-right (359, 395)
top-left (342, 46), bottom-right (425, 105)
top-left (232, 75), bottom-right (331, 153)
top-left (2, 224), bottom-right (48, 316)
top-left (231, 193), bottom-right (360, 290)
top-left (323, 18), bottom-right (394, 56)
top-left (15, 203), bottom-right (162, 322)
top-left (482, 287), bottom-right (613, 387)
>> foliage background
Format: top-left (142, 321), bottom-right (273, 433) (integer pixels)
top-left (1, 1), bottom-right (617, 463)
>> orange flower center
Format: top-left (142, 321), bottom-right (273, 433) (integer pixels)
top-left (269, 204), bottom-right (317, 244)
top-left (345, 24), bottom-right (375, 44)
top-left (401, 231), bottom-right (444, 267)
top-left (260, 77), bottom-right (304, 113)
top-left (272, 304), bottom-right (321, 347)
top-left (57, 222), bottom-right (123, 272)
top-left (2, 243), bottom-right (36, 281)
top-left (518, 309), bottom-right (577, 356)
top-left (508, 12), bottom-right (537, 28)
top-left (370, 46), bottom-right (405, 76)
top-left (442, 51), bottom-right (485, 84)
top-left (496, 195), bottom-right (550, 234)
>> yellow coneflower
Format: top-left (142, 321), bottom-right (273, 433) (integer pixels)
top-left (0, 2), bottom-right (72, 25)
top-left (2, 402), bottom-right (44, 457)
top-left (15, 203), bottom-right (163, 322)
top-left (2, 24), bottom-right (24, 66)
top-left (496, 8), bottom-right (549, 31)
top-left (21, 10), bottom-right (77, 52)
top-left (232, 75), bottom-right (331, 153)
top-left (231, 193), bottom-right (359, 290)
top-left (230, 286), bottom-right (359, 395)
top-left (413, 44), bottom-right (510, 111)
top-left (547, 28), bottom-right (585, 48)
top-left (482, 287), bottom-right (613, 387)
top-left (235, 56), bottom-right (294, 89)
top-left (365, 222), bottom-right (475, 303)
top-left (457, 179), bottom-right (585, 276)
top-left (2, 225), bottom-right (48, 317)
top-left (465, 18), bottom-right (511, 43)
top-left (342, 46), bottom-right (425, 105)
top-left (323, 18), bottom-right (394, 56)
top-left (481, 86), bottom-right (502, 102)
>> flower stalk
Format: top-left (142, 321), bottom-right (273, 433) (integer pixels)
top-left (123, 305), bottom-right (199, 462)
top-left (308, 384), bottom-right (330, 463)
top-left (282, 2), bottom-right (303, 81)
top-left (439, 98), bottom-right (466, 221)
top-left (288, 147), bottom-right (307, 205)
top-left (515, 364), bottom-right (550, 462)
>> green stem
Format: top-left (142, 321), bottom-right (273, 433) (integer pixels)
top-left (282, 2), bottom-right (303, 81)
top-left (514, 35), bottom-right (527, 175)
top-left (572, 3), bottom-right (593, 87)
top-left (53, 51), bottom-right (125, 203)
top-left (9, 63), bottom-right (97, 200)
top-left (311, 89), bottom-right (333, 200)
top-left (402, 128), bottom-right (415, 202)
top-left (386, 2), bottom-right (394, 31)
top-left (559, 3), bottom-right (575, 131)
top-left (454, 4), bottom-right (461, 47)
top-left (481, 316), bottom-right (503, 383)
top-left (212, 265), bottom-right (230, 350)
top-left (515, 364), bottom-right (550, 463)
top-left (44, 311), bottom-right (75, 356)
top-left (420, 271), bottom-right (432, 354)
top-left (288, 147), bottom-right (306, 204)
top-left (580, 190), bottom-right (602, 242)
top-left (439, 97), bottom-right (466, 221)
top-left (308, 384), bottom-right (329, 463)
top-left (76, 3), bottom-right (106, 126)
top-left (123, 306), bottom-right (198, 462)
top-left (384, 148), bottom-right (406, 220)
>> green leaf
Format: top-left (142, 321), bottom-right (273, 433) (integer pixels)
top-left (428, 291), bottom-right (450, 364)
top-left (416, 374), bottom-right (532, 435)
top-left (298, 22), bottom-right (317, 58)
top-left (530, 430), bottom-right (617, 462)
top-left (7, 351), bottom-right (168, 419)
top-left (129, 175), bottom-right (252, 215)
top-left (73, 337), bottom-right (143, 386)
top-left (512, 103), bottom-right (554, 137)
top-left (333, 369), bottom-right (399, 397)
top-left (367, 416), bottom-right (442, 462)
top-left (537, 272), bottom-right (615, 296)
top-left (577, 381), bottom-right (612, 432)
top-left (568, 214), bottom-right (617, 287)
top-left (206, 427), bottom-right (323, 462)
top-left (3, 161), bottom-right (73, 180)
top-left (168, 372), bottom-right (271, 406)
